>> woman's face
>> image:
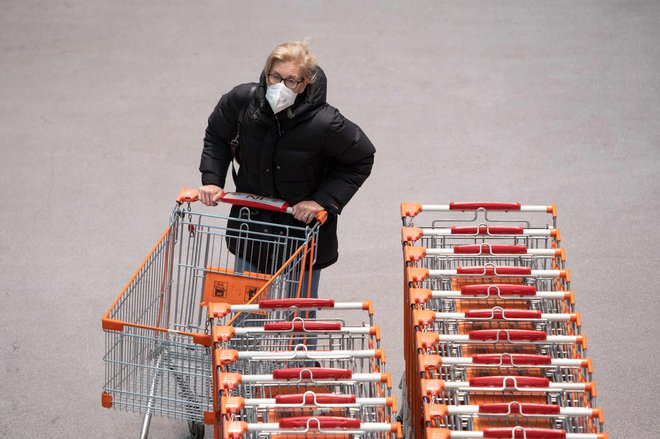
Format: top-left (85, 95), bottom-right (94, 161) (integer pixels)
top-left (267, 61), bottom-right (307, 94)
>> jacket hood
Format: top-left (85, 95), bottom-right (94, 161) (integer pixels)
top-left (258, 66), bottom-right (327, 119)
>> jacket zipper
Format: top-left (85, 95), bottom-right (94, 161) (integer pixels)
top-left (275, 117), bottom-right (282, 137)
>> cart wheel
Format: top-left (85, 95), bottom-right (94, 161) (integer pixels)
top-left (188, 420), bottom-right (205, 439)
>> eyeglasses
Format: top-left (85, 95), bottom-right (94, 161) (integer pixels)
top-left (267, 72), bottom-right (304, 89)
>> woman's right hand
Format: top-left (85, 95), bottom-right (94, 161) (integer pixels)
top-left (198, 185), bottom-right (224, 206)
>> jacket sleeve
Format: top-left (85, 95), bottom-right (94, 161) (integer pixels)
top-left (312, 109), bottom-right (376, 214)
top-left (199, 83), bottom-right (254, 187)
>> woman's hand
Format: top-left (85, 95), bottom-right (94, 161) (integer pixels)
top-left (292, 200), bottom-right (324, 224)
top-left (198, 185), bottom-right (224, 206)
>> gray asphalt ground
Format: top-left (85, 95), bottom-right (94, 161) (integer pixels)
top-left (1, 1), bottom-right (659, 437)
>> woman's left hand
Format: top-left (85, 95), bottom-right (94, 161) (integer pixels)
top-left (292, 200), bottom-right (324, 224)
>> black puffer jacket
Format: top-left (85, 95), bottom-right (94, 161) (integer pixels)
top-left (200, 67), bottom-right (375, 269)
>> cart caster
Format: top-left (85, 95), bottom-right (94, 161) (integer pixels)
top-left (188, 420), bottom-right (205, 439)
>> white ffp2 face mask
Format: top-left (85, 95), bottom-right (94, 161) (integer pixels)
top-left (266, 82), bottom-right (297, 114)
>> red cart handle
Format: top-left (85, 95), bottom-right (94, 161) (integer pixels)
top-left (460, 284), bottom-right (537, 296)
top-left (457, 266), bottom-right (532, 275)
top-left (471, 354), bottom-right (552, 365)
top-left (279, 416), bottom-right (361, 429)
top-left (263, 321), bottom-right (342, 332)
top-left (469, 329), bottom-right (547, 341)
top-left (464, 309), bottom-right (542, 319)
top-left (450, 202), bottom-right (522, 211)
top-left (275, 393), bottom-right (357, 405)
top-left (482, 428), bottom-right (566, 438)
top-left (220, 191), bottom-right (292, 213)
top-left (453, 244), bottom-right (528, 254)
top-left (176, 188), bottom-right (328, 223)
top-left (479, 402), bottom-right (560, 415)
top-left (259, 298), bottom-right (335, 309)
top-left (272, 368), bottom-right (353, 380)
top-left (470, 376), bottom-right (550, 388)
top-left (451, 226), bottom-right (524, 235)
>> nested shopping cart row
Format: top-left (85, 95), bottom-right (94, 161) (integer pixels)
top-left (208, 298), bottom-right (402, 438)
top-left (399, 202), bottom-right (607, 439)
top-left (100, 190), bottom-right (607, 438)
top-left (101, 190), bottom-right (402, 439)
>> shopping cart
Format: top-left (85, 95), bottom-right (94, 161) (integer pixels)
top-left (412, 307), bottom-right (581, 338)
top-left (399, 201), bottom-right (606, 439)
top-left (208, 299), bottom-right (399, 438)
top-left (416, 353), bottom-right (593, 385)
top-left (423, 401), bottom-right (603, 433)
top-left (223, 417), bottom-right (402, 438)
top-left (401, 202), bottom-right (562, 439)
top-left (102, 189), bottom-right (326, 438)
top-left (221, 392), bottom-right (396, 426)
top-left (401, 202), bottom-right (557, 229)
top-left (425, 427), bottom-right (607, 439)
top-left (409, 285), bottom-right (576, 316)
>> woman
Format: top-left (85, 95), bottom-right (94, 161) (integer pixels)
top-left (198, 40), bottom-right (375, 299)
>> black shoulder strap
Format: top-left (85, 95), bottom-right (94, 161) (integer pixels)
top-left (230, 85), bottom-right (257, 162)
top-left (230, 85), bottom-right (257, 182)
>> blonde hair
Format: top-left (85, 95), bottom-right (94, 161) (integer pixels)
top-left (263, 40), bottom-right (318, 84)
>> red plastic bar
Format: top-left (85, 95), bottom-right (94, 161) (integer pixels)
top-left (471, 354), bottom-right (553, 366)
top-left (451, 226), bottom-right (524, 235)
top-left (464, 309), bottom-right (542, 319)
top-left (468, 329), bottom-right (548, 341)
top-left (470, 376), bottom-right (550, 388)
top-left (220, 192), bottom-right (290, 213)
top-left (479, 403), bottom-right (561, 415)
top-left (272, 368), bottom-right (352, 380)
top-left (457, 266), bottom-right (532, 275)
top-left (279, 416), bottom-right (361, 429)
top-left (259, 298), bottom-right (335, 309)
top-left (449, 202), bottom-right (522, 211)
top-left (461, 284), bottom-right (537, 296)
top-left (275, 394), bottom-right (357, 405)
top-left (263, 321), bottom-right (342, 332)
top-left (453, 244), bottom-right (528, 254)
top-left (482, 428), bottom-right (566, 438)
